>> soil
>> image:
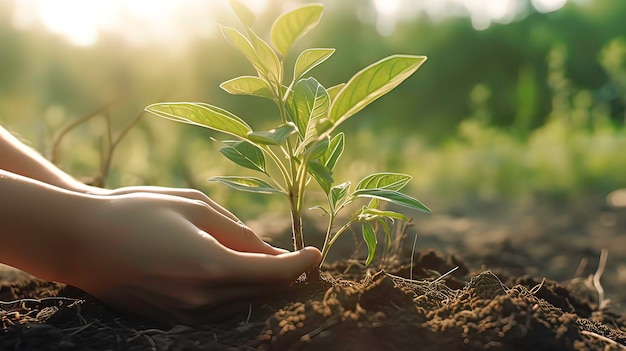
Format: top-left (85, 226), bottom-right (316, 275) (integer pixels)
top-left (2, 199), bottom-right (626, 350)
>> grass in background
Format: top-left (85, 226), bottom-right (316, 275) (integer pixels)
top-left (401, 43), bottom-right (626, 209)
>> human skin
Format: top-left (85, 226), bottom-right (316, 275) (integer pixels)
top-left (0, 125), bottom-right (321, 324)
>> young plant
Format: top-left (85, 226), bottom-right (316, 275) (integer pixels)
top-left (145, 1), bottom-right (430, 272)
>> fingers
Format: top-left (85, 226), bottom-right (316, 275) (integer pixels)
top-left (168, 188), bottom-right (242, 222)
top-left (163, 188), bottom-right (241, 222)
top-left (224, 246), bottom-right (322, 284)
top-left (189, 203), bottom-right (283, 255)
top-left (193, 194), bottom-right (240, 222)
top-left (118, 187), bottom-right (281, 255)
top-left (110, 186), bottom-right (285, 255)
top-left (113, 186), bottom-right (241, 222)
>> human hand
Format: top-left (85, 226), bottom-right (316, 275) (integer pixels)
top-left (57, 192), bottom-right (321, 324)
top-left (99, 186), bottom-right (270, 254)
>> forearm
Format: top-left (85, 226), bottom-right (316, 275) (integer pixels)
top-left (0, 169), bottom-right (97, 282)
top-left (0, 125), bottom-right (102, 194)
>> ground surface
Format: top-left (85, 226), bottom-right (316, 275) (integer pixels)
top-left (2, 198), bottom-right (626, 350)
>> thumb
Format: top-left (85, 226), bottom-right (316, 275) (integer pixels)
top-left (226, 246), bottom-right (322, 284)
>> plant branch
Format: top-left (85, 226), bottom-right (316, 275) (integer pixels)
top-left (320, 219), bottom-right (356, 265)
top-left (319, 213), bottom-right (336, 267)
top-left (51, 97), bottom-right (120, 164)
top-left (97, 109), bottom-right (145, 187)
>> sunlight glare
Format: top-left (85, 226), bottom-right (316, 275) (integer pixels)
top-left (37, 0), bottom-right (110, 46)
top-left (531, 0), bottom-right (568, 13)
top-left (483, 0), bottom-right (517, 21)
top-left (372, 0), bottom-right (402, 36)
top-left (11, 0), bottom-right (569, 47)
top-left (238, 0), bottom-right (268, 15)
top-left (9, 0), bottom-right (268, 47)
top-left (462, 0), bottom-right (520, 30)
top-left (372, 0), bottom-right (402, 16)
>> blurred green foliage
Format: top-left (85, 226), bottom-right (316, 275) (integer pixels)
top-left (1, 0), bottom-right (626, 219)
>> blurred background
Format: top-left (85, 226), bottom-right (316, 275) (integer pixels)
top-left (1, 0), bottom-right (626, 221)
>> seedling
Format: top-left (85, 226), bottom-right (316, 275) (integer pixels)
top-left (145, 1), bottom-right (430, 273)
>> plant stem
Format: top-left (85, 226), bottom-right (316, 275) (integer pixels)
top-left (273, 59), bottom-right (320, 280)
top-left (274, 77), bottom-right (305, 252)
top-left (319, 213), bottom-right (336, 267)
top-left (289, 190), bottom-right (304, 251)
top-left (320, 220), bottom-right (354, 265)
top-left (276, 65), bottom-right (307, 252)
top-left (289, 160), bottom-right (308, 251)
top-left (287, 191), bottom-right (303, 253)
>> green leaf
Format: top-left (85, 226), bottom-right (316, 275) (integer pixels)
top-left (329, 55), bottom-right (427, 125)
top-left (145, 102), bottom-right (251, 139)
top-left (220, 25), bottom-right (266, 78)
top-left (356, 172), bottom-right (412, 191)
top-left (327, 83), bottom-right (345, 101)
top-left (369, 198), bottom-right (380, 209)
top-left (229, 0), bottom-right (255, 27)
top-left (353, 189), bottom-right (431, 213)
top-left (220, 76), bottom-right (273, 99)
top-left (247, 122), bottom-right (297, 145)
top-left (287, 77), bottom-right (329, 145)
top-left (319, 132), bottom-right (344, 171)
top-left (270, 4), bottom-right (323, 57)
top-left (330, 181), bottom-right (351, 211)
top-left (305, 135), bottom-right (329, 160)
top-left (219, 141), bottom-right (266, 173)
top-left (358, 208), bottom-right (408, 222)
top-left (246, 29), bottom-right (282, 84)
top-left (315, 118), bottom-right (333, 135)
top-left (362, 221), bottom-right (377, 266)
top-left (307, 160), bottom-right (333, 194)
top-left (209, 176), bottom-right (283, 194)
top-left (293, 48), bottom-right (335, 81)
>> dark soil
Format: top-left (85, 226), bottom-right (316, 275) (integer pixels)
top-left (2, 201), bottom-right (626, 350)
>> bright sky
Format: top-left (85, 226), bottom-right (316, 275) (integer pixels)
top-left (11, 0), bottom-right (241, 46)
top-left (10, 0), bottom-right (569, 47)
top-left (371, 0), bottom-right (569, 34)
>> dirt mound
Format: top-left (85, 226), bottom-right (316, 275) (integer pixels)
top-left (258, 269), bottom-right (625, 350)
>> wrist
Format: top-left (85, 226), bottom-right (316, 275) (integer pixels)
top-left (0, 170), bottom-right (103, 283)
